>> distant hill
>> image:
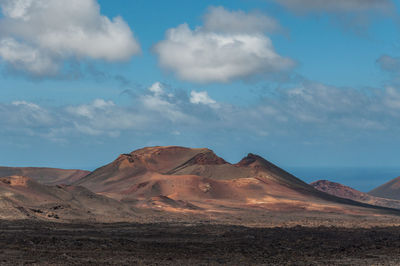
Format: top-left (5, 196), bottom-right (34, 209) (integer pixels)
top-left (311, 180), bottom-right (400, 210)
top-left (0, 167), bottom-right (90, 185)
top-left (369, 176), bottom-right (400, 200)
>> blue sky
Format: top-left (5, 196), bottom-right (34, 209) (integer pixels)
top-left (1, 0), bottom-right (400, 188)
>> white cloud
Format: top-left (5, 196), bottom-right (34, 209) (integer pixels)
top-left (0, 38), bottom-right (58, 75)
top-left (203, 6), bottom-right (280, 34)
top-left (190, 91), bottom-right (217, 106)
top-left (2, 82), bottom-right (400, 142)
top-left (263, 83), bottom-right (400, 131)
top-left (141, 83), bottom-right (190, 122)
top-left (66, 99), bottom-right (143, 136)
top-left (12, 100), bottom-right (41, 109)
top-left (0, 100), bottom-right (53, 132)
top-left (66, 99), bottom-right (115, 119)
top-left (0, 0), bottom-right (140, 77)
top-left (1, 0), bottom-right (33, 19)
top-left (65, 84), bottom-right (193, 136)
top-left (273, 0), bottom-right (393, 12)
top-left (384, 87), bottom-right (400, 109)
top-left (148, 82), bottom-right (164, 97)
top-left (141, 95), bottom-right (186, 122)
top-left (154, 7), bottom-right (294, 83)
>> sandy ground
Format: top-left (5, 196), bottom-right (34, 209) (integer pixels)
top-left (1, 220), bottom-right (400, 265)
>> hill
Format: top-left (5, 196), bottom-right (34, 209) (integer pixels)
top-left (75, 146), bottom-right (398, 217)
top-left (369, 176), bottom-right (400, 200)
top-left (0, 175), bottom-right (136, 222)
top-left (0, 166), bottom-right (89, 185)
top-left (312, 180), bottom-right (400, 210)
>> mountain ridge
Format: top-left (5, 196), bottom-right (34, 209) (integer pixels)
top-left (2, 146), bottom-right (400, 224)
top-left (74, 146), bottom-right (399, 216)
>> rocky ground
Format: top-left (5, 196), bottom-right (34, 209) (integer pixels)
top-left (1, 220), bottom-right (400, 265)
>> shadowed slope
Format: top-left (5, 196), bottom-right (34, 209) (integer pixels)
top-left (312, 180), bottom-right (400, 210)
top-left (369, 176), bottom-right (400, 200)
top-left (75, 146), bottom-right (399, 216)
top-left (0, 167), bottom-right (89, 185)
top-left (0, 176), bottom-right (136, 222)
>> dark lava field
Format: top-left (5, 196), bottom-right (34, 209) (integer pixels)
top-left (1, 220), bottom-right (400, 265)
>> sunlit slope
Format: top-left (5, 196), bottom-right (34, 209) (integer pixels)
top-left (0, 167), bottom-right (89, 185)
top-left (76, 146), bottom-right (398, 216)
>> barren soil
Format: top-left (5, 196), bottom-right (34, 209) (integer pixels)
top-left (1, 220), bottom-right (400, 265)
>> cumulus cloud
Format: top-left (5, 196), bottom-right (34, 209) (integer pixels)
top-left (148, 82), bottom-right (165, 97)
top-left (0, 38), bottom-right (58, 76)
top-left (2, 81), bottom-right (400, 143)
top-left (154, 6), bottom-right (294, 83)
top-left (66, 99), bottom-right (145, 136)
top-left (0, 100), bottom-right (55, 141)
top-left (190, 91), bottom-right (217, 106)
top-left (265, 84), bottom-right (378, 127)
top-left (141, 82), bottom-right (191, 122)
top-left (273, 0), bottom-right (393, 12)
top-left (64, 83), bottom-right (193, 137)
top-left (9, 100), bottom-right (54, 126)
top-left (66, 99), bottom-right (115, 120)
top-left (0, 0), bottom-right (140, 77)
top-left (207, 83), bottom-right (400, 135)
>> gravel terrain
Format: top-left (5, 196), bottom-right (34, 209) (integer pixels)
top-left (1, 220), bottom-right (400, 265)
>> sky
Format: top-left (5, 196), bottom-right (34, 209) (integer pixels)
top-left (1, 0), bottom-right (400, 187)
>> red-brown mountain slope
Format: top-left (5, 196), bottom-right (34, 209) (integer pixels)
top-left (0, 167), bottom-right (89, 185)
top-left (75, 146), bottom-right (397, 216)
top-left (0, 176), bottom-right (135, 222)
top-left (312, 180), bottom-right (400, 210)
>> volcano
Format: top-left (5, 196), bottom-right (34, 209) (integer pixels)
top-left (75, 146), bottom-right (397, 216)
top-left (369, 176), bottom-right (400, 200)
